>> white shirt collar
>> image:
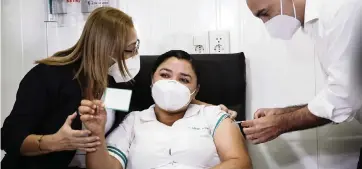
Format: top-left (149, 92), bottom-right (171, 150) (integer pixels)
top-left (140, 104), bottom-right (202, 122)
top-left (303, 0), bottom-right (320, 25)
top-left (302, 0), bottom-right (322, 36)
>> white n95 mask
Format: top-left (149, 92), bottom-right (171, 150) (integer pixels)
top-left (151, 80), bottom-right (196, 112)
top-left (265, 0), bottom-right (301, 40)
top-left (108, 54), bottom-right (141, 83)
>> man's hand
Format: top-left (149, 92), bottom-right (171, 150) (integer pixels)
top-left (241, 114), bottom-right (286, 144)
top-left (242, 106), bottom-right (330, 144)
top-left (253, 108), bottom-right (285, 119)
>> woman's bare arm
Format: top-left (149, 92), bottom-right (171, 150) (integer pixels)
top-left (212, 118), bottom-right (252, 169)
top-left (86, 135), bottom-right (122, 169)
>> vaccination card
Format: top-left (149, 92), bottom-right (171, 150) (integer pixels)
top-left (103, 88), bottom-right (132, 112)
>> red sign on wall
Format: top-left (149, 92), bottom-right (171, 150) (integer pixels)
top-left (67, 0), bottom-right (80, 2)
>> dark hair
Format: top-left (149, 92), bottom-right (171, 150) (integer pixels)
top-left (151, 50), bottom-right (200, 85)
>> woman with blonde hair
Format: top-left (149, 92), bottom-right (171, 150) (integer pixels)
top-left (1, 7), bottom-right (140, 169)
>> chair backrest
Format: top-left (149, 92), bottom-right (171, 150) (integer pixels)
top-left (130, 52), bottom-right (247, 121)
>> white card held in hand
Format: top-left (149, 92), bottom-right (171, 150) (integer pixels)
top-left (104, 88), bottom-right (132, 112)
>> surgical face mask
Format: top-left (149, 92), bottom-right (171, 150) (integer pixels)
top-left (108, 54), bottom-right (141, 83)
top-left (265, 0), bottom-right (301, 40)
top-left (151, 80), bottom-right (196, 112)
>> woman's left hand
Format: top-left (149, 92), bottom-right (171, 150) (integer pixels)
top-left (78, 100), bottom-right (107, 136)
top-left (219, 104), bottom-right (237, 120)
top-left (192, 99), bottom-right (237, 120)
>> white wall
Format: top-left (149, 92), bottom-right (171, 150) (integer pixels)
top-left (1, 0), bottom-right (47, 125)
top-left (45, 0), bottom-right (243, 56)
top-left (0, 0), bottom-right (3, 160)
top-left (0, 0), bottom-right (2, 123)
top-left (1, 0), bottom-right (361, 168)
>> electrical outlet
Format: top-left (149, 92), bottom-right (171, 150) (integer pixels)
top-left (209, 30), bottom-right (230, 54)
top-left (192, 35), bottom-right (209, 54)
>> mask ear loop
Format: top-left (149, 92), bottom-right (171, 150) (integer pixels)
top-left (292, 0), bottom-right (297, 18)
top-left (187, 90), bottom-right (197, 106)
top-left (280, 0), bottom-right (297, 18)
top-left (190, 90), bottom-right (197, 96)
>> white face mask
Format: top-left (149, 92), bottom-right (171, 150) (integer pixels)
top-left (265, 0), bottom-right (301, 40)
top-left (151, 80), bottom-right (196, 112)
top-left (108, 54), bottom-right (141, 83)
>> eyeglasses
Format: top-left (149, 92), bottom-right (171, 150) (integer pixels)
top-left (124, 39), bottom-right (140, 54)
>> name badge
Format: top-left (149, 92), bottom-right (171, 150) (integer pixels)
top-left (103, 88), bottom-right (132, 112)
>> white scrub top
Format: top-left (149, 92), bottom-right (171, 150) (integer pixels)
top-left (303, 0), bottom-right (362, 123)
top-left (106, 104), bottom-right (229, 169)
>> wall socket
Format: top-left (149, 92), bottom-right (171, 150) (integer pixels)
top-left (193, 35), bottom-right (209, 54)
top-left (209, 30), bottom-right (230, 54)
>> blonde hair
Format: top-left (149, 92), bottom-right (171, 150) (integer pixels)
top-left (36, 7), bottom-right (134, 99)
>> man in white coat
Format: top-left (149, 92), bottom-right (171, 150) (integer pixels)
top-left (241, 0), bottom-right (362, 168)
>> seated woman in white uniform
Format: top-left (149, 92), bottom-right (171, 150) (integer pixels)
top-left (79, 50), bottom-right (252, 169)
